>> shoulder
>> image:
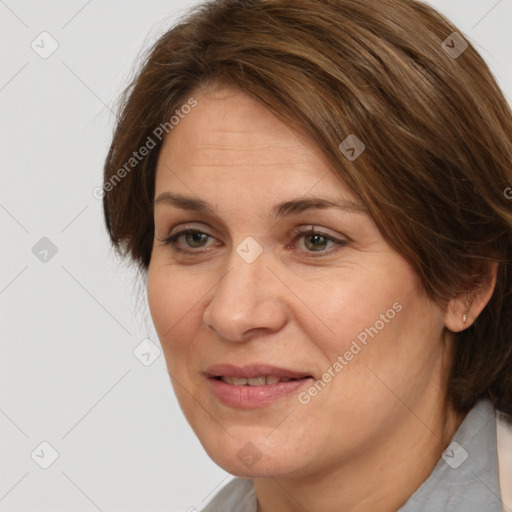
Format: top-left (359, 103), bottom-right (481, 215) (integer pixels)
top-left (201, 477), bottom-right (257, 512)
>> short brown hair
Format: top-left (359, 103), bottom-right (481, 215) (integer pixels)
top-left (103, 0), bottom-right (512, 414)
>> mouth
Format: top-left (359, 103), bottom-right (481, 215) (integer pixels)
top-left (212, 375), bottom-right (311, 386)
top-left (205, 364), bottom-right (315, 408)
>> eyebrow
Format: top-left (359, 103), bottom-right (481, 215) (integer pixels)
top-left (154, 192), bottom-right (368, 217)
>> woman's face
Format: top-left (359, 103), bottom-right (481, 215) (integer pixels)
top-left (147, 85), bottom-right (453, 479)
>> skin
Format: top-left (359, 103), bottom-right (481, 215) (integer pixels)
top-left (147, 84), bottom-right (497, 512)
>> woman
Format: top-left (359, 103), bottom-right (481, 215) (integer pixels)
top-left (102, 0), bottom-right (512, 510)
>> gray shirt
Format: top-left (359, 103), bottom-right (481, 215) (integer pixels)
top-left (201, 398), bottom-right (502, 511)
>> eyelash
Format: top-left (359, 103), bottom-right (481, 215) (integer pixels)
top-left (159, 225), bottom-right (348, 258)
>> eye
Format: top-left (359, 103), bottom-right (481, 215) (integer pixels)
top-left (159, 229), bottom-right (215, 252)
top-left (290, 225), bottom-right (348, 256)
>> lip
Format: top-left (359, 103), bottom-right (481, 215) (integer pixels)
top-left (205, 363), bottom-right (315, 408)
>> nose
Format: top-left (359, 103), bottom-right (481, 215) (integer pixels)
top-left (202, 250), bottom-right (288, 342)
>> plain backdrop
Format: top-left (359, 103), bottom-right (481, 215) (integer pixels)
top-left (1, 1), bottom-right (511, 510)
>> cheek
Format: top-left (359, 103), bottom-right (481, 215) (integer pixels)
top-left (146, 264), bottom-right (203, 357)
top-left (307, 273), bottom-right (406, 356)
top-left (147, 265), bottom-right (171, 334)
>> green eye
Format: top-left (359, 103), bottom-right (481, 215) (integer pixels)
top-left (303, 232), bottom-right (331, 251)
top-left (291, 226), bottom-right (348, 256)
top-left (182, 232), bottom-right (210, 248)
top-left (162, 229), bottom-right (213, 250)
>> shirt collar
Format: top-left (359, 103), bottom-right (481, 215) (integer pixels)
top-left (399, 397), bottom-right (502, 511)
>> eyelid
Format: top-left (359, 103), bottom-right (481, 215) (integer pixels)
top-left (290, 224), bottom-right (345, 240)
top-left (162, 222), bottom-right (346, 241)
top-left (157, 227), bottom-right (217, 249)
top-left (166, 222), bottom-right (217, 239)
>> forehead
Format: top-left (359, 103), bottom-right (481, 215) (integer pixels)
top-left (154, 86), bottom-right (357, 202)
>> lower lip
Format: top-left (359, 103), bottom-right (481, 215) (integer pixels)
top-left (207, 377), bottom-right (314, 408)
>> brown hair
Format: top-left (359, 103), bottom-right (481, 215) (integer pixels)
top-left (103, 0), bottom-right (512, 414)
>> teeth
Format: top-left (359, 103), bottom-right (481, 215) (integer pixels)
top-left (247, 377), bottom-right (266, 386)
top-left (219, 376), bottom-right (299, 386)
top-left (265, 375), bottom-right (280, 385)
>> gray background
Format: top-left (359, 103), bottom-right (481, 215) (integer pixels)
top-left (1, 1), bottom-right (511, 510)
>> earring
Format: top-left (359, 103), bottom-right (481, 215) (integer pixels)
top-left (462, 304), bottom-right (469, 326)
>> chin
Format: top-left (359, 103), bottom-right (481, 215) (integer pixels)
top-left (211, 453), bottom-right (297, 479)
top-left (198, 433), bottom-right (310, 479)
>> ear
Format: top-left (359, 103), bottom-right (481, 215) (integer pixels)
top-left (444, 261), bottom-right (499, 332)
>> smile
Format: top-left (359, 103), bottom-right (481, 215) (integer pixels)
top-left (205, 364), bottom-right (315, 408)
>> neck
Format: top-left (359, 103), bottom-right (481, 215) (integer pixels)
top-left (253, 399), bottom-right (466, 512)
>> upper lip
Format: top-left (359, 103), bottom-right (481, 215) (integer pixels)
top-left (205, 363), bottom-right (314, 379)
